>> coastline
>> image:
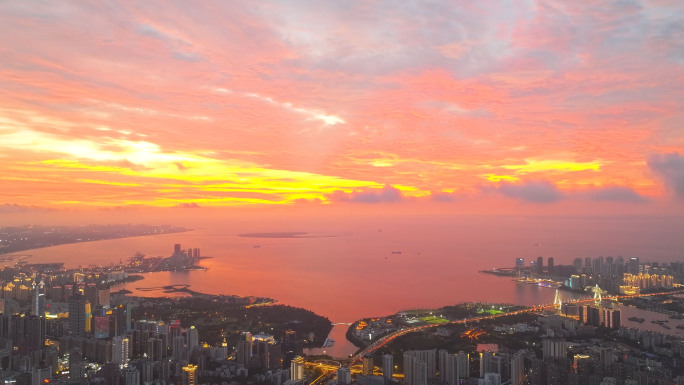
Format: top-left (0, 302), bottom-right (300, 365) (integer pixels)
top-left (0, 226), bottom-right (193, 257)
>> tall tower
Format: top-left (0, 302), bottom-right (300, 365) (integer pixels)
top-left (592, 284), bottom-right (602, 306)
top-left (553, 289), bottom-right (562, 311)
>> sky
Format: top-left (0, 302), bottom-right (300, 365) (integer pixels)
top-left (2, 0), bottom-right (684, 221)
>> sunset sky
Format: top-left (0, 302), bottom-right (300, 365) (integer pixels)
top-left (2, 1), bottom-right (684, 219)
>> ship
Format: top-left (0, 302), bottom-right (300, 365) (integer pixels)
top-left (391, 251), bottom-right (402, 255)
top-left (628, 317), bottom-right (645, 323)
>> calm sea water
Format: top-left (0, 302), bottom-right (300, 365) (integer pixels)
top-left (15, 215), bottom-right (684, 356)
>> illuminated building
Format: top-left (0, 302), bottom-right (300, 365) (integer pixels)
top-left (112, 335), bottom-right (130, 365)
top-left (188, 325), bottom-right (199, 349)
top-left (283, 327), bottom-right (303, 367)
top-left (290, 356), bottom-right (305, 381)
top-left (628, 257), bottom-right (640, 274)
top-left (362, 353), bottom-right (374, 376)
top-left (623, 273), bottom-right (674, 290)
top-left (253, 334), bottom-right (280, 370)
top-left (479, 351), bottom-right (507, 379)
top-left (85, 300), bottom-right (92, 333)
top-left (182, 364), bottom-right (197, 385)
top-left (94, 316), bottom-right (110, 339)
top-left (602, 309), bottom-right (621, 329)
top-left (237, 332), bottom-right (253, 367)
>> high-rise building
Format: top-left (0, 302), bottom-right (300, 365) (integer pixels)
top-left (27, 315), bottom-right (45, 351)
top-left (443, 352), bottom-right (469, 385)
top-left (31, 282), bottom-right (45, 317)
top-left (602, 309), bottom-right (621, 329)
top-left (68, 294), bottom-right (86, 337)
top-left (237, 332), bottom-right (253, 366)
top-left (70, 348), bottom-right (85, 380)
top-left (362, 353), bottom-right (374, 376)
top-left (542, 339), bottom-right (568, 360)
top-left (628, 257), bottom-right (639, 275)
top-left (509, 351), bottom-right (525, 385)
top-left (188, 325), bottom-right (199, 349)
top-left (282, 327), bottom-right (303, 367)
top-left (515, 258), bottom-right (524, 269)
top-left (383, 354), bottom-right (393, 381)
top-left (112, 335), bottom-right (130, 365)
top-left (480, 351), bottom-right (507, 378)
top-left (182, 364), bottom-right (197, 385)
top-left (573, 258), bottom-right (583, 273)
top-left (337, 367), bottom-right (352, 385)
top-left (547, 257), bottom-right (554, 274)
top-left (172, 335), bottom-right (186, 361)
top-left (31, 366), bottom-right (51, 385)
top-left (290, 356), bottom-right (305, 381)
top-left (537, 257), bottom-right (543, 274)
top-left (403, 350), bottom-right (436, 385)
top-left (123, 367), bottom-right (140, 385)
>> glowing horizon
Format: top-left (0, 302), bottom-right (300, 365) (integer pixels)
top-left (2, 1), bottom-right (684, 214)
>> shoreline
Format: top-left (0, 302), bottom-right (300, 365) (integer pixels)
top-left (0, 227), bottom-right (194, 259)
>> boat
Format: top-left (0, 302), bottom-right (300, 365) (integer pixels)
top-left (322, 338), bottom-right (335, 347)
top-left (628, 317), bottom-right (645, 323)
top-left (391, 251), bottom-right (402, 255)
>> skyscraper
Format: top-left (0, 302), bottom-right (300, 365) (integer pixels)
top-left (537, 257), bottom-right (543, 274)
top-left (290, 356), bottom-right (305, 381)
top-left (68, 294), bottom-right (86, 337)
top-left (404, 350), bottom-right (436, 385)
top-left (337, 367), bottom-right (351, 385)
top-left (112, 335), bottom-right (130, 365)
top-left (362, 353), bottom-right (374, 376)
top-left (188, 326), bottom-right (199, 349)
top-left (237, 332), bottom-right (253, 366)
top-left (383, 354), bottom-right (393, 381)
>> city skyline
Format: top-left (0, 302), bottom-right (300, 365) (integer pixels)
top-left (2, 1), bottom-right (684, 220)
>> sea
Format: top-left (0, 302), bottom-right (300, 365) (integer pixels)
top-left (12, 215), bottom-right (684, 357)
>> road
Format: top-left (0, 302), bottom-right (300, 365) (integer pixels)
top-left (348, 289), bottom-right (684, 365)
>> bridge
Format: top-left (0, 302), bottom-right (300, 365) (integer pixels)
top-left (347, 288), bottom-right (684, 365)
